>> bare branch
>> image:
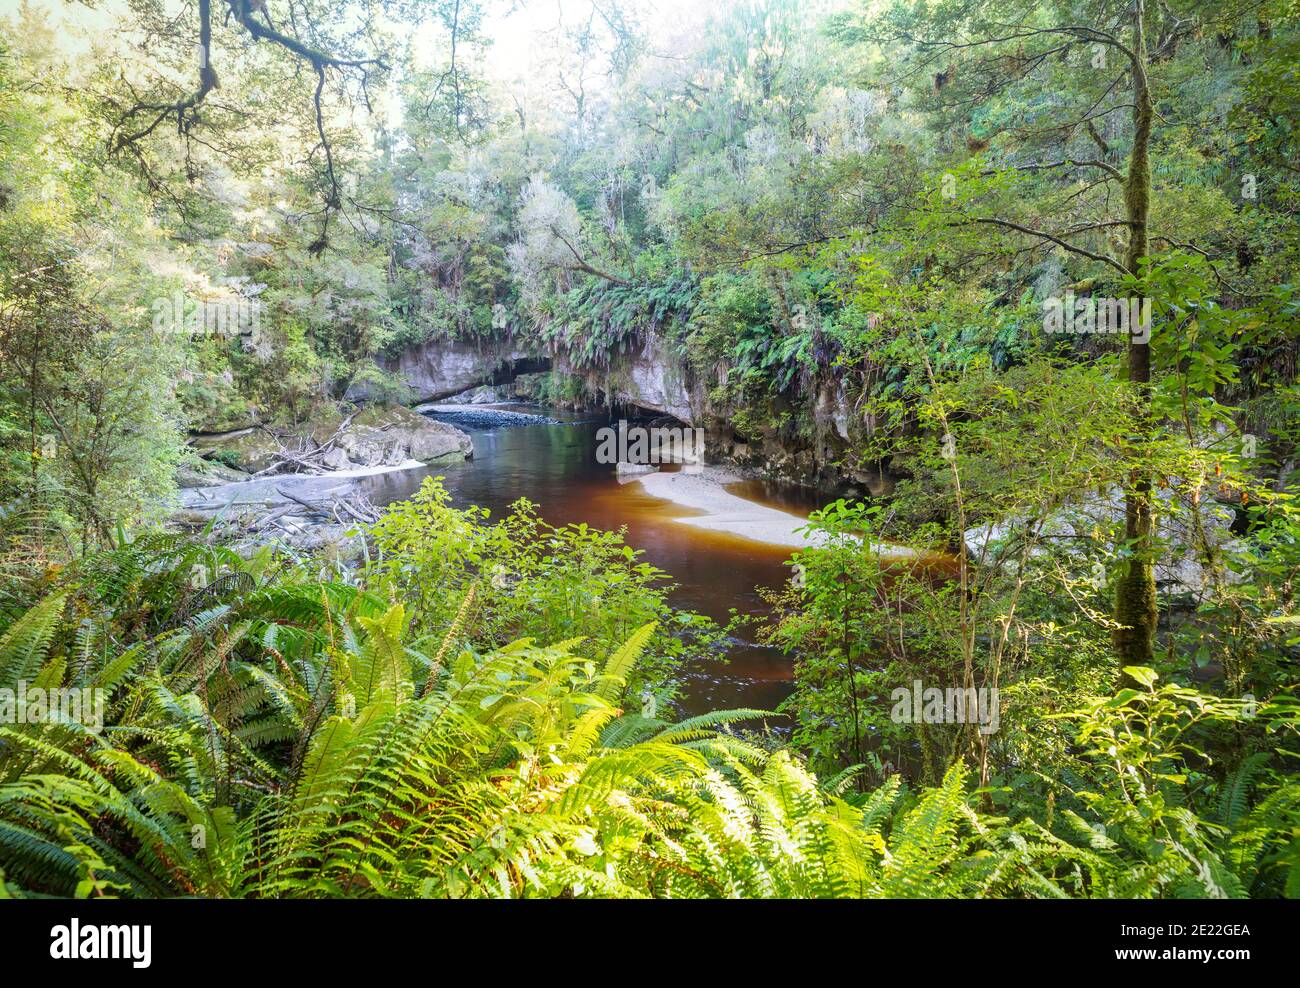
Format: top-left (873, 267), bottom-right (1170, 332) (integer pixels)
top-left (955, 217), bottom-right (1128, 273)
top-left (982, 157), bottom-right (1125, 183)
top-left (552, 228), bottom-right (629, 286)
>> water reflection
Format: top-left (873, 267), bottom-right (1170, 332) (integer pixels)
top-left (357, 406), bottom-right (813, 716)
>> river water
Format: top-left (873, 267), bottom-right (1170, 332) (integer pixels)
top-left (357, 405), bottom-right (825, 717)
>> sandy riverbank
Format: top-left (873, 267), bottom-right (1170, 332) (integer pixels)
top-left (633, 468), bottom-right (916, 556)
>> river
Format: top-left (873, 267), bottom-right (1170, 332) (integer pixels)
top-left (356, 404), bottom-right (826, 717)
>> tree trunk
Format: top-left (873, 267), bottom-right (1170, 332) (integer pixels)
top-left (1113, 1), bottom-right (1158, 681)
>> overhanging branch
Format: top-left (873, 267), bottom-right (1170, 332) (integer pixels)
top-left (108, 0), bottom-right (389, 251)
top-left (955, 217), bottom-right (1128, 273)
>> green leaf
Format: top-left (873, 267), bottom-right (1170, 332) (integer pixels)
top-left (1124, 666), bottom-right (1158, 688)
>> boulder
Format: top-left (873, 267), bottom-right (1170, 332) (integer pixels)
top-left (191, 405), bottom-right (472, 476)
top-left (176, 457), bottom-right (251, 488)
top-left (190, 428), bottom-right (283, 474)
top-left (320, 447), bottom-right (351, 471)
top-left (338, 405), bottom-right (473, 466)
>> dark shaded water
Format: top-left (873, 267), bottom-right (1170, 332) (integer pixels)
top-left (357, 405), bottom-right (820, 716)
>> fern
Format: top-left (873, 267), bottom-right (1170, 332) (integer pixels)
top-left (1, 551), bottom-right (1295, 900)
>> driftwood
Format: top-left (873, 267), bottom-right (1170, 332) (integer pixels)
top-left (274, 485), bottom-right (380, 525)
top-left (274, 485), bottom-right (379, 524)
top-left (174, 484), bottom-right (380, 547)
top-left (275, 485), bottom-right (333, 514)
top-left (249, 411), bottom-right (361, 478)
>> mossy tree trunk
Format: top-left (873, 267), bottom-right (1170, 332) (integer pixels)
top-left (1113, 0), bottom-right (1158, 682)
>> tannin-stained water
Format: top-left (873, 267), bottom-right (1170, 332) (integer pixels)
top-left (356, 405), bottom-right (822, 717)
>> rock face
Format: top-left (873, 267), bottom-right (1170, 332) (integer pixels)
top-left (701, 386), bottom-right (883, 494)
top-left (366, 332), bottom-right (872, 491)
top-left (356, 330), bottom-right (697, 428)
top-left (556, 336), bottom-right (698, 424)
top-left (347, 338), bottom-right (550, 405)
top-left (611, 340), bottom-right (697, 424)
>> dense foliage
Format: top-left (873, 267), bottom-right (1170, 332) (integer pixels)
top-left (1, 0), bottom-right (1297, 898)
top-left (2, 517), bottom-right (1296, 898)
